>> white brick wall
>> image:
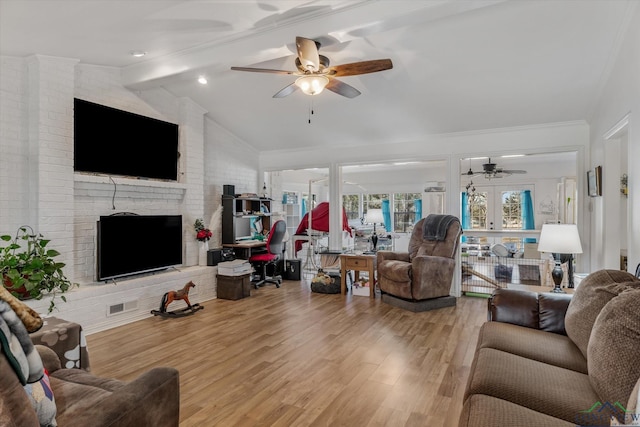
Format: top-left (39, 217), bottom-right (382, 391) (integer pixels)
top-left (0, 56), bottom-right (30, 227)
top-left (203, 118), bottom-right (259, 249)
top-left (1, 56), bottom-right (260, 332)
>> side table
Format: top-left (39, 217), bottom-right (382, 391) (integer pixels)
top-left (340, 253), bottom-right (376, 299)
top-left (30, 317), bottom-right (90, 370)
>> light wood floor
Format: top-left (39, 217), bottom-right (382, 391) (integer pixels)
top-left (87, 280), bottom-right (488, 427)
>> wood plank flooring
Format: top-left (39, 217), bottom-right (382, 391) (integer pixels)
top-left (86, 280), bottom-right (488, 426)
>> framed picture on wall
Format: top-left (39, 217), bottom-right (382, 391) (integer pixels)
top-left (587, 166), bottom-right (602, 197)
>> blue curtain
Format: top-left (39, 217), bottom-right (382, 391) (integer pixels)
top-left (521, 190), bottom-right (536, 243)
top-left (301, 198), bottom-right (307, 218)
top-left (414, 199), bottom-right (422, 224)
top-left (461, 192), bottom-right (470, 242)
top-left (381, 200), bottom-right (391, 232)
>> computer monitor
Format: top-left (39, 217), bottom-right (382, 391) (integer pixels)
top-left (234, 216), bottom-right (257, 241)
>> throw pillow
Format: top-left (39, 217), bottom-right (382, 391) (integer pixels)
top-left (24, 369), bottom-right (57, 427)
top-left (588, 288), bottom-right (640, 423)
top-left (564, 269), bottom-right (640, 358)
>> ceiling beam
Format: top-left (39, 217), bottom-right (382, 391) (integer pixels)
top-left (121, 0), bottom-right (505, 89)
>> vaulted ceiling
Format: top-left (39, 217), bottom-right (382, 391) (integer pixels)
top-left (0, 0), bottom-right (632, 153)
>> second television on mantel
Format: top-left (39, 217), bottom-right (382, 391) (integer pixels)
top-left (97, 214), bottom-right (183, 281)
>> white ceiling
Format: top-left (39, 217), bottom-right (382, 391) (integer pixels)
top-left (0, 0), bottom-right (632, 154)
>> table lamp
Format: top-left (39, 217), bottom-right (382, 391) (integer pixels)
top-left (537, 223), bottom-right (583, 293)
top-left (364, 208), bottom-right (385, 251)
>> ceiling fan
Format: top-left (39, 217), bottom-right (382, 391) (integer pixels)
top-left (462, 158), bottom-right (527, 179)
top-left (230, 36), bottom-right (393, 98)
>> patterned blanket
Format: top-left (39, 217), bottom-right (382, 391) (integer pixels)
top-left (0, 298), bottom-right (44, 385)
top-left (0, 286), bottom-right (58, 426)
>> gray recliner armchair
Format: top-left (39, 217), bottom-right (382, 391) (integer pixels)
top-left (376, 214), bottom-right (462, 311)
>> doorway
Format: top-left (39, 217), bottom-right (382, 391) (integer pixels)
top-left (602, 115), bottom-right (630, 271)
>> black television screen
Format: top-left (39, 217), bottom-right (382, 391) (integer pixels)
top-left (74, 98), bottom-right (179, 181)
top-left (97, 215), bottom-right (182, 281)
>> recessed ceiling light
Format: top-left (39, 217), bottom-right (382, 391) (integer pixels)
top-left (129, 50), bottom-right (146, 58)
top-left (197, 76), bottom-right (208, 85)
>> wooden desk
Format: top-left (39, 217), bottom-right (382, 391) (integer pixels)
top-left (340, 253), bottom-right (376, 299)
top-left (223, 241), bottom-right (266, 259)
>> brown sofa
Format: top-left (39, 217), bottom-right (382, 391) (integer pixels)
top-left (1, 343), bottom-right (180, 427)
top-left (460, 269), bottom-right (640, 427)
top-left (0, 290), bottom-right (180, 427)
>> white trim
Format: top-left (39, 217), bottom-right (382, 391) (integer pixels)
top-left (603, 113), bottom-right (630, 140)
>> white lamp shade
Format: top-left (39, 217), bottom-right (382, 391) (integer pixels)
top-left (364, 208), bottom-right (385, 225)
top-left (537, 224), bottom-right (583, 254)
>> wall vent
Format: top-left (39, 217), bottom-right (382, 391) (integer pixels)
top-left (107, 300), bottom-right (138, 317)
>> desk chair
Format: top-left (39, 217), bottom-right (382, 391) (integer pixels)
top-left (249, 220), bottom-right (286, 288)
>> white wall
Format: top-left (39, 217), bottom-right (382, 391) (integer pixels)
top-left (587, 4), bottom-right (640, 273)
top-left (0, 55), bottom-right (261, 333)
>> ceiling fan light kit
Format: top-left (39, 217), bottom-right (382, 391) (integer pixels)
top-left (231, 36), bottom-right (392, 99)
top-left (295, 75), bottom-right (329, 95)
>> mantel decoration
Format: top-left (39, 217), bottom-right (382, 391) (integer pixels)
top-left (0, 226), bottom-right (78, 313)
top-left (194, 218), bottom-right (212, 242)
top-left (194, 218), bottom-right (212, 266)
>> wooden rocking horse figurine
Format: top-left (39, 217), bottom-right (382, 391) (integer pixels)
top-left (152, 281), bottom-right (204, 317)
top-left (161, 281), bottom-right (195, 312)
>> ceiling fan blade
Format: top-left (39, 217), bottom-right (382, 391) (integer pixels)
top-left (325, 78), bottom-right (361, 98)
top-left (273, 83), bottom-right (298, 98)
top-left (327, 59), bottom-right (393, 77)
top-left (296, 36), bottom-right (320, 72)
top-left (501, 169), bottom-right (527, 174)
top-left (230, 66), bottom-right (295, 75)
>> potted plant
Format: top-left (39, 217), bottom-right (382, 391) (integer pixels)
top-left (1, 226), bottom-right (78, 313)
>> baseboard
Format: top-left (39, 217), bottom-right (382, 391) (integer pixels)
top-left (381, 294), bottom-right (456, 312)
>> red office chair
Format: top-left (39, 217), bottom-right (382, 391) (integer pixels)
top-left (249, 220), bottom-right (287, 288)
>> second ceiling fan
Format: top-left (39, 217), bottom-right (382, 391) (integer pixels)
top-left (231, 36), bottom-right (393, 98)
top-left (463, 158), bottom-right (527, 179)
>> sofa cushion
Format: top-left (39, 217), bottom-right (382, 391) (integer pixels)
top-left (459, 394), bottom-right (575, 427)
top-left (378, 260), bottom-right (411, 283)
top-left (588, 288), bottom-right (640, 420)
top-left (490, 288), bottom-right (539, 328)
top-left (477, 322), bottom-right (587, 373)
top-left (565, 269), bottom-right (640, 359)
top-left (465, 348), bottom-right (606, 424)
top-left (610, 377), bottom-right (640, 426)
top-left (50, 366), bottom-right (180, 427)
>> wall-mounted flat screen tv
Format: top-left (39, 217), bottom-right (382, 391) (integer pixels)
top-left (74, 98), bottom-right (179, 181)
top-left (97, 214), bottom-right (182, 281)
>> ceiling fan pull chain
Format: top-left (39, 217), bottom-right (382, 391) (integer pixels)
top-left (308, 99), bottom-right (315, 124)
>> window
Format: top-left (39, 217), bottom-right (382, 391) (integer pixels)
top-left (469, 192), bottom-right (488, 229)
top-left (342, 194), bottom-right (360, 221)
top-left (501, 191), bottom-right (522, 230)
top-left (393, 193), bottom-right (421, 232)
top-left (363, 193), bottom-right (387, 216)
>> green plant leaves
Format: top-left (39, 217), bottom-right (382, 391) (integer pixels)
top-left (1, 226), bottom-right (77, 313)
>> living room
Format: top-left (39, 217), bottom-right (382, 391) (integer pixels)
top-left (1, 1), bottom-right (639, 425)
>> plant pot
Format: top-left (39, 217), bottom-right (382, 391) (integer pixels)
top-left (2, 275), bottom-right (32, 300)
